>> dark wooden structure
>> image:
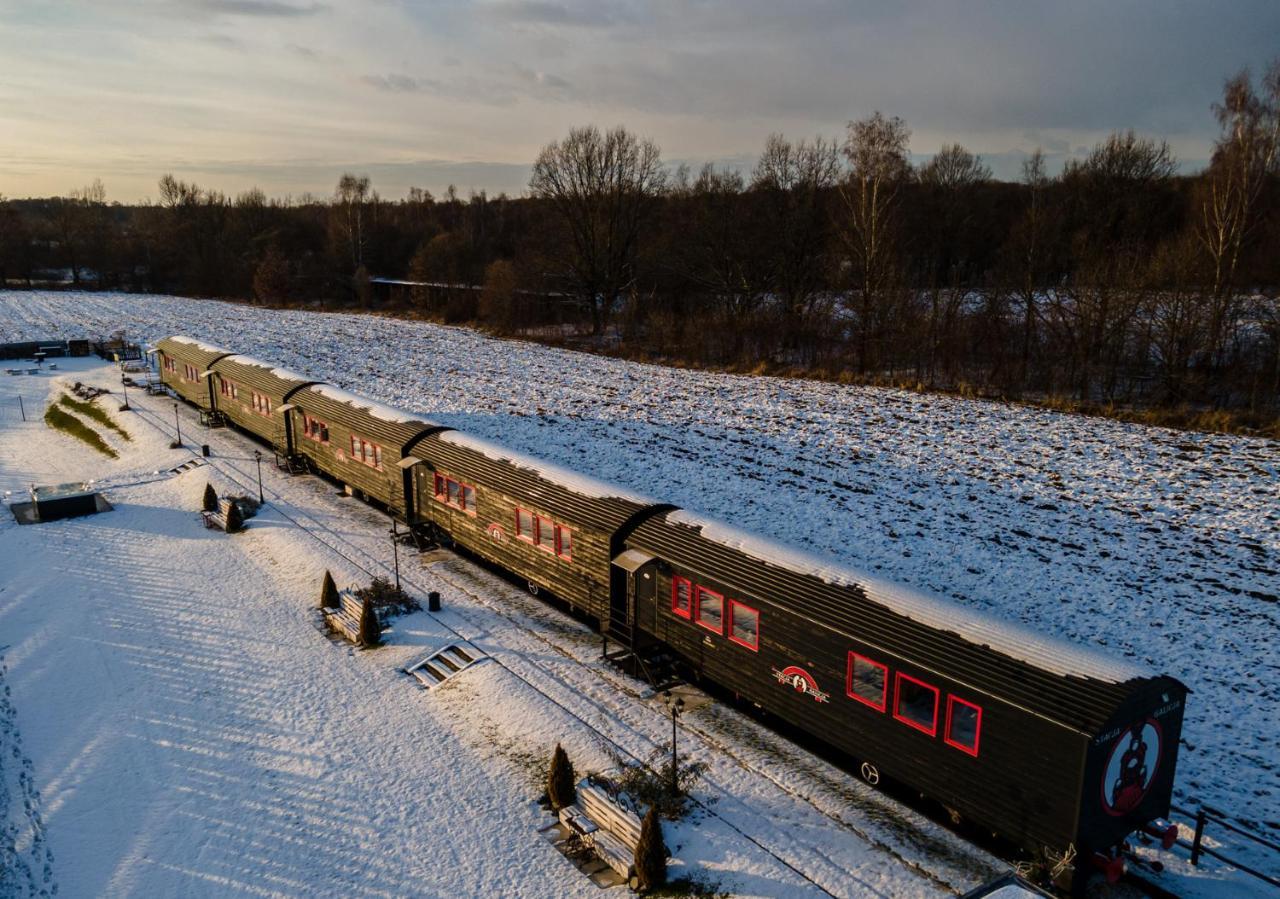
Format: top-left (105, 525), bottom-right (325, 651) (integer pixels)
top-left (288, 384), bottom-right (442, 514)
top-left (406, 430), bottom-right (658, 623)
top-left (621, 510), bottom-right (1186, 875)
top-left (156, 336), bottom-right (235, 409)
top-left (209, 354), bottom-right (318, 453)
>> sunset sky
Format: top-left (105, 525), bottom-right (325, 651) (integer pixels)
top-left (2, 0), bottom-right (1277, 202)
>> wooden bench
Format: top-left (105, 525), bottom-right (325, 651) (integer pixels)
top-left (559, 782), bottom-right (644, 884)
top-left (323, 589), bottom-right (372, 644)
top-left (200, 499), bottom-right (238, 532)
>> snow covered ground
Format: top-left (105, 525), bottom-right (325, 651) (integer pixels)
top-left (1, 290), bottom-right (1277, 897)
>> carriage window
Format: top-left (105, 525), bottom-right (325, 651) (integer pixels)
top-left (945, 697), bottom-right (982, 756)
top-left (435, 476), bottom-right (475, 513)
top-left (303, 416), bottom-right (328, 443)
top-left (555, 526), bottom-right (572, 561)
top-left (894, 673), bottom-right (939, 736)
top-left (672, 577), bottom-right (692, 619)
top-left (434, 474), bottom-right (446, 498)
top-left (847, 652), bottom-right (888, 711)
top-left (462, 484), bottom-right (475, 513)
top-left (536, 516), bottom-right (556, 550)
top-left (447, 479), bottom-right (460, 505)
top-left (728, 601), bottom-right (759, 651)
top-left (695, 587), bottom-right (724, 634)
top-left (516, 508), bottom-right (534, 538)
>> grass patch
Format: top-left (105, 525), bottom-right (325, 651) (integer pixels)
top-left (57, 394), bottom-right (131, 441)
top-left (43, 405), bottom-right (118, 459)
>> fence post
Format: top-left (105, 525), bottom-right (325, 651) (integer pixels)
top-left (18, 396), bottom-right (25, 422)
top-left (1191, 807), bottom-right (1207, 866)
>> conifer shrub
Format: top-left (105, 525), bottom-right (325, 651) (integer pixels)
top-left (223, 500), bottom-right (244, 533)
top-left (202, 483), bottom-right (218, 513)
top-left (633, 806), bottom-right (668, 892)
top-left (358, 596), bottom-right (381, 647)
top-left (547, 743), bottom-right (577, 811)
top-left (320, 570), bottom-right (340, 610)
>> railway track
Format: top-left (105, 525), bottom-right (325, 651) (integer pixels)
top-left (126, 394), bottom-right (999, 897)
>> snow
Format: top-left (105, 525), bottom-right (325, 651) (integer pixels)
top-left (439, 429), bottom-right (655, 504)
top-left (169, 334), bottom-right (234, 356)
top-left (209, 351), bottom-right (311, 385)
top-left (666, 510), bottom-right (1149, 683)
top-left (1, 290), bottom-right (1276, 897)
top-left (308, 383), bottom-right (434, 426)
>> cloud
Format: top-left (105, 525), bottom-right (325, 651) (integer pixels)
top-left (187, 0), bottom-right (329, 17)
top-left (485, 0), bottom-right (630, 29)
top-left (360, 73), bottom-right (439, 94)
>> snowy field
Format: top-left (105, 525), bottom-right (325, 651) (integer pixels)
top-left (1, 290), bottom-right (1277, 896)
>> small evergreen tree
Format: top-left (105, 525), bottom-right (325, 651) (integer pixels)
top-left (320, 570), bottom-right (340, 610)
top-left (223, 500), bottom-right (244, 533)
top-left (202, 482), bottom-right (218, 513)
top-left (547, 743), bottom-right (576, 811)
top-left (633, 806), bottom-right (667, 892)
top-left (358, 596), bottom-right (381, 647)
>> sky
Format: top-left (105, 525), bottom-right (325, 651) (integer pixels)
top-left (1, 0), bottom-right (1277, 203)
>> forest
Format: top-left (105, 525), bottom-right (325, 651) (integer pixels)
top-left (1, 62), bottom-right (1277, 430)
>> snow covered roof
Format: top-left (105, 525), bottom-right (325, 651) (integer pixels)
top-left (170, 335), bottom-right (234, 356)
top-left (213, 353), bottom-right (312, 384)
top-left (438, 430), bottom-right (656, 504)
top-left (665, 510), bottom-right (1150, 684)
top-left (308, 384), bottom-right (433, 426)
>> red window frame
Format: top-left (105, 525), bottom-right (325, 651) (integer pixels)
top-left (219, 378), bottom-right (236, 398)
top-left (893, 672), bottom-right (940, 737)
top-left (671, 576), bottom-right (692, 619)
top-left (348, 435), bottom-right (383, 470)
top-left (163, 356), bottom-right (176, 373)
top-left (535, 515), bottom-right (556, 552)
top-left (302, 415), bottom-right (328, 443)
top-left (512, 507), bottom-right (571, 560)
top-left (694, 586), bottom-right (724, 635)
top-left (515, 507), bottom-right (534, 540)
top-left (434, 474), bottom-right (476, 514)
top-left (555, 525), bottom-right (572, 561)
top-left (846, 651), bottom-right (889, 712)
top-left (251, 392), bottom-right (273, 415)
top-left (944, 696), bottom-right (983, 757)
top-left (183, 363), bottom-right (198, 382)
top-left (727, 600), bottom-right (760, 651)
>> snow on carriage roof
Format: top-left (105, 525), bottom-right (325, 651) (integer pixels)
top-left (665, 509), bottom-right (1150, 684)
top-left (216, 353), bottom-right (312, 383)
top-left (439, 430), bottom-right (656, 505)
top-left (307, 384), bottom-right (436, 426)
top-left (169, 335), bottom-right (234, 356)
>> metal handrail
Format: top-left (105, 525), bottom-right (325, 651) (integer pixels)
top-left (1169, 802), bottom-right (1280, 889)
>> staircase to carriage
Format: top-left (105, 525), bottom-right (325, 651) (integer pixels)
top-left (271, 420), bottom-right (308, 474)
top-left (602, 614), bottom-right (682, 693)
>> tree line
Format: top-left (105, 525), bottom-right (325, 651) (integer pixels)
top-left (1, 61), bottom-right (1277, 425)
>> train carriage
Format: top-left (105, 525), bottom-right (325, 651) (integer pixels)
top-left (155, 336), bottom-right (235, 409)
top-left (406, 430), bottom-right (661, 623)
top-left (620, 509), bottom-right (1187, 871)
top-left (208, 355), bottom-right (318, 447)
top-left (287, 384), bottom-right (442, 514)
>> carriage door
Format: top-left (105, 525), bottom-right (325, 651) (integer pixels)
top-left (611, 549), bottom-right (656, 639)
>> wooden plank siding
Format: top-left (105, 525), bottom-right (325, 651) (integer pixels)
top-left (624, 512), bottom-right (1187, 854)
top-left (407, 431), bottom-right (655, 622)
top-left (156, 336), bottom-right (234, 409)
top-left (209, 355), bottom-right (318, 445)
top-left (288, 385), bottom-right (442, 514)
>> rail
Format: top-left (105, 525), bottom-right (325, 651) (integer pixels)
top-left (1170, 802), bottom-right (1280, 889)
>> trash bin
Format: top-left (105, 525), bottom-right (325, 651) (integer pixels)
top-left (201, 444), bottom-right (210, 457)
top-left (428, 591), bottom-right (441, 612)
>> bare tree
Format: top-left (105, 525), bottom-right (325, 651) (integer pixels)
top-left (1014, 148), bottom-right (1051, 389)
top-left (333, 173), bottom-right (373, 270)
top-left (1197, 60), bottom-right (1280, 370)
top-left (839, 112), bottom-right (912, 373)
top-left (529, 125), bottom-right (666, 335)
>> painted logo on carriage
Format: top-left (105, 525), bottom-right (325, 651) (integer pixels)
top-left (772, 666), bottom-right (830, 703)
top-left (487, 523), bottom-right (507, 542)
top-left (1101, 718), bottom-right (1162, 816)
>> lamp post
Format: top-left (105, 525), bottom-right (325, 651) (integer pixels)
top-left (173, 402), bottom-right (182, 446)
top-left (389, 519), bottom-right (402, 593)
top-left (119, 367), bottom-right (130, 411)
top-left (663, 691), bottom-right (685, 795)
top-left (254, 449), bottom-right (264, 504)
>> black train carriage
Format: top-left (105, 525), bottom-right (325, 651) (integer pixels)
top-left (209, 355), bottom-right (318, 448)
top-left (620, 509), bottom-right (1187, 883)
top-left (156, 336), bottom-right (235, 409)
top-left (287, 384), bottom-right (443, 515)
top-left (406, 429), bottom-right (664, 624)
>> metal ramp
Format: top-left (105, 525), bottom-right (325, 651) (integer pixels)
top-left (167, 458), bottom-right (208, 476)
top-left (404, 642), bottom-right (487, 690)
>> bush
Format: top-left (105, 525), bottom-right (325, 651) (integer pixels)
top-left (547, 743), bottom-right (576, 811)
top-left (634, 806), bottom-right (668, 892)
top-left (608, 751), bottom-right (707, 820)
top-left (226, 494), bottom-right (261, 519)
top-left (358, 596), bottom-right (381, 647)
top-left (202, 483), bottom-right (218, 513)
top-left (353, 575), bottom-right (416, 617)
top-left (319, 570), bottom-right (340, 609)
top-left (224, 501), bottom-right (244, 533)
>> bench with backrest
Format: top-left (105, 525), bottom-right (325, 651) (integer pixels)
top-left (559, 782), bottom-right (644, 884)
top-left (200, 498), bottom-right (243, 532)
top-left (322, 589), bottom-right (368, 644)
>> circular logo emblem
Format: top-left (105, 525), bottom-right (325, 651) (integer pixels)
top-left (487, 523), bottom-right (506, 542)
top-left (1101, 719), bottom-right (1162, 816)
